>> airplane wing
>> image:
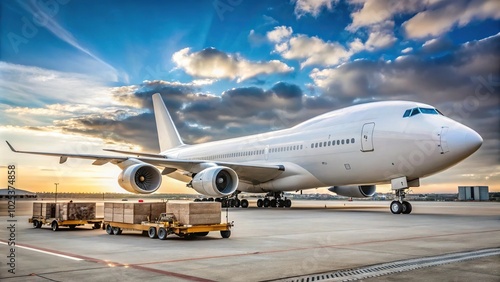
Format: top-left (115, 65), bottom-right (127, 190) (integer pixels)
top-left (5, 141), bottom-right (284, 184)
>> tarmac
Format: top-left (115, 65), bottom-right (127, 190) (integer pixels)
top-left (0, 200), bottom-right (499, 281)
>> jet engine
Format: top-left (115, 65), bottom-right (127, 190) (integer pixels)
top-left (191, 166), bottom-right (239, 197)
top-left (328, 185), bottom-right (376, 198)
top-left (118, 163), bottom-right (162, 194)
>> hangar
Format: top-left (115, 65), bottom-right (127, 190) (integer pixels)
top-left (458, 186), bottom-right (489, 201)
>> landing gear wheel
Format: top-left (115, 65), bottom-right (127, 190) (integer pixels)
top-left (158, 227), bottom-right (167, 240)
top-left (112, 227), bottom-right (122, 235)
top-left (221, 199), bottom-right (228, 208)
top-left (51, 221), bottom-right (59, 232)
top-left (148, 227), bottom-right (157, 239)
top-left (257, 199), bottom-right (263, 208)
top-left (390, 201), bottom-right (403, 214)
top-left (402, 201), bottom-right (412, 214)
top-left (33, 220), bottom-right (39, 228)
top-left (278, 200), bottom-right (284, 208)
top-left (263, 198), bottom-right (270, 208)
top-left (106, 224), bottom-right (114, 235)
top-left (241, 199), bottom-right (249, 208)
top-left (234, 199), bottom-right (241, 208)
top-left (221, 230), bottom-right (231, 238)
top-left (194, 198), bottom-right (201, 202)
top-left (284, 199), bottom-right (292, 208)
top-left (270, 199), bottom-right (277, 208)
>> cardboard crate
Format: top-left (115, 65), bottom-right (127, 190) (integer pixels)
top-left (33, 203), bottom-right (57, 218)
top-left (104, 202), bottom-right (166, 224)
top-left (58, 202), bottom-right (96, 220)
top-left (167, 202), bottom-right (221, 225)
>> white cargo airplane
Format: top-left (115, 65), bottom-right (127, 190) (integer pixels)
top-left (6, 93), bottom-right (482, 214)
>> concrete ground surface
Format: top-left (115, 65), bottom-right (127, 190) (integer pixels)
top-left (0, 200), bottom-right (499, 281)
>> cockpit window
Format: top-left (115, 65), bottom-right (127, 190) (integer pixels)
top-left (403, 107), bottom-right (444, 118)
top-left (410, 108), bottom-right (420, 116)
top-left (419, 108), bottom-right (438, 115)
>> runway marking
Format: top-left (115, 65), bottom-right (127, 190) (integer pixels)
top-left (0, 241), bottom-right (82, 261)
top-left (269, 248), bottom-right (500, 282)
top-left (134, 229), bottom-right (500, 266)
top-left (0, 240), bottom-right (215, 282)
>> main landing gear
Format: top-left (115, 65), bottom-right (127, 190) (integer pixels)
top-left (256, 192), bottom-right (292, 208)
top-left (194, 191), bottom-right (249, 208)
top-left (390, 189), bottom-right (412, 214)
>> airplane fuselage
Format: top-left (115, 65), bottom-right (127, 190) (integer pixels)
top-left (162, 101), bottom-right (482, 193)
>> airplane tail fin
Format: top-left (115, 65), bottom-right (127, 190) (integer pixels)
top-left (152, 93), bottom-right (184, 152)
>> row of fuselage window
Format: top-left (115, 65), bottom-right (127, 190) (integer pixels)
top-left (192, 145), bottom-right (304, 161)
top-left (311, 138), bottom-right (356, 149)
top-left (186, 138), bottom-right (355, 160)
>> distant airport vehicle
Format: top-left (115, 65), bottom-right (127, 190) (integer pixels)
top-left (6, 94), bottom-right (483, 214)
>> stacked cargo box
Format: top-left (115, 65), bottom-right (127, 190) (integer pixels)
top-left (104, 202), bottom-right (166, 224)
top-left (59, 202), bottom-right (96, 220)
top-left (32, 202), bottom-right (96, 220)
top-left (33, 203), bottom-right (56, 218)
top-left (167, 201), bottom-right (221, 225)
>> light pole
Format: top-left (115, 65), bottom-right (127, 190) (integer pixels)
top-left (54, 183), bottom-right (59, 203)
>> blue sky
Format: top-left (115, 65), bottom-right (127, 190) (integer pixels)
top-left (1, 0), bottom-right (499, 193)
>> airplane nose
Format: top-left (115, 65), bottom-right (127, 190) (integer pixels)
top-left (446, 125), bottom-right (482, 158)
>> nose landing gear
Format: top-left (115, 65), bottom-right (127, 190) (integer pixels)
top-left (390, 189), bottom-right (412, 214)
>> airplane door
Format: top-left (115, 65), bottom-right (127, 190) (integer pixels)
top-left (265, 145), bottom-right (269, 160)
top-left (361, 122), bottom-right (375, 152)
top-left (439, 126), bottom-right (449, 154)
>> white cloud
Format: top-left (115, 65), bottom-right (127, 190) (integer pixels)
top-left (348, 0), bottom-right (425, 30)
top-left (292, 0), bottom-right (337, 18)
top-left (0, 62), bottom-right (113, 107)
top-left (266, 26), bottom-right (293, 43)
top-left (267, 23), bottom-right (393, 68)
top-left (403, 0), bottom-right (500, 39)
top-left (363, 21), bottom-right (397, 51)
top-left (172, 47), bottom-right (294, 82)
top-left (401, 47), bottom-right (413, 53)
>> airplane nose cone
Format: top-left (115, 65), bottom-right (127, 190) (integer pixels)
top-left (447, 126), bottom-right (482, 158)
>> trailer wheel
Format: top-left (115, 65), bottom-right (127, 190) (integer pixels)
top-left (112, 227), bottom-right (122, 235)
top-left (51, 221), bottom-right (59, 232)
top-left (220, 230), bottom-right (231, 238)
top-left (69, 225), bottom-right (77, 230)
top-left (158, 227), bottom-right (167, 240)
top-left (93, 223), bottom-right (101, 229)
top-left (195, 232), bottom-right (209, 237)
top-left (36, 221), bottom-right (42, 228)
top-left (106, 224), bottom-right (114, 235)
top-left (32, 220), bottom-right (39, 228)
top-left (148, 227), bottom-right (157, 239)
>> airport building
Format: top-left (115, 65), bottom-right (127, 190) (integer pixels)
top-left (0, 188), bottom-right (37, 199)
top-left (458, 186), bottom-right (489, 201)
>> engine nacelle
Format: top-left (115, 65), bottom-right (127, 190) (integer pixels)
top-left (328, 185), bottom-right (376, 198)
top-left (118, 163), bottom-right (162, 194)
top-left (191, 166), bottom-right (239, 197)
